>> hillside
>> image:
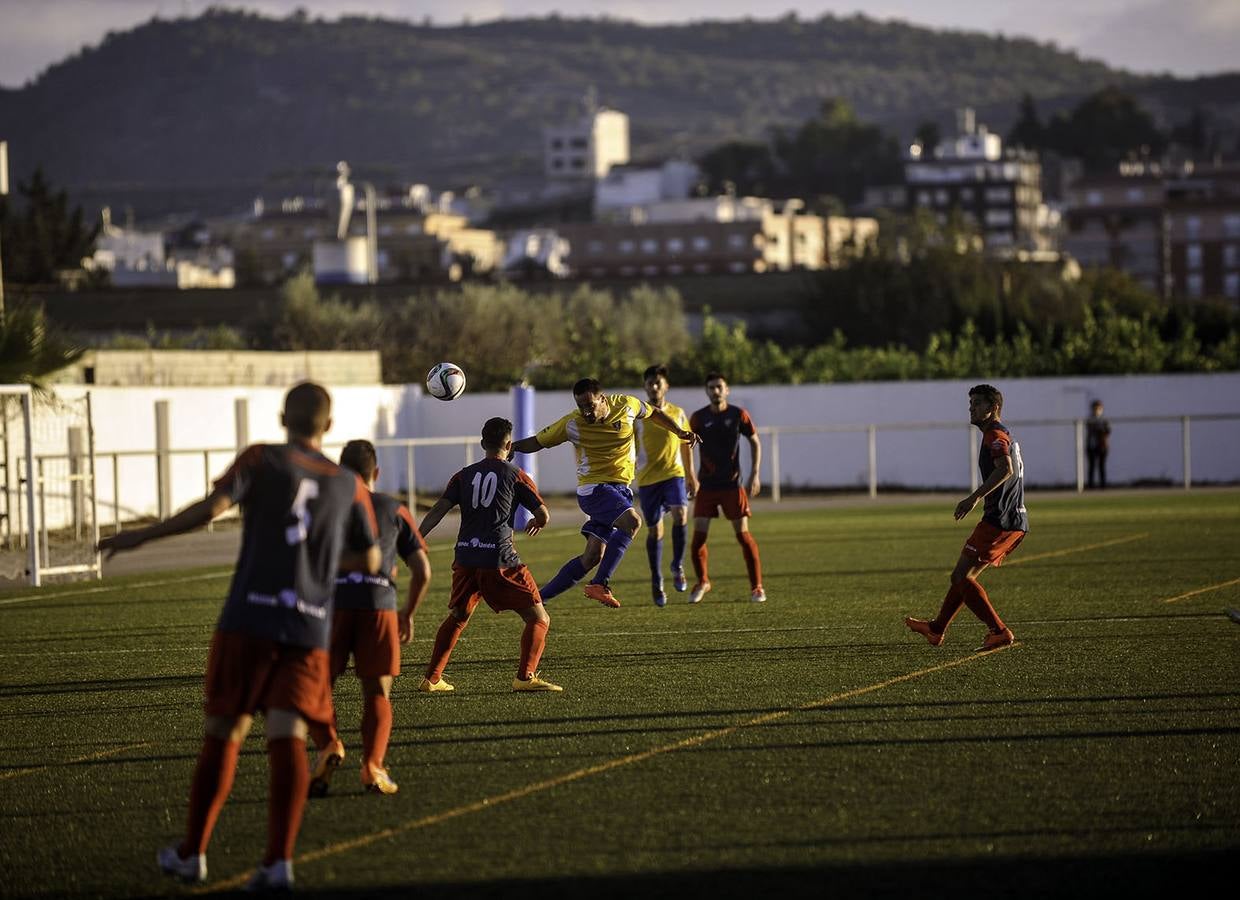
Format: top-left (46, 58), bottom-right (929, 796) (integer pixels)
top-left (0, 10), bottom-right (1233, 216)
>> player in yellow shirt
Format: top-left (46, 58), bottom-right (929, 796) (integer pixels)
top-left (636, 365), bottom-right (699, 607)
top-left (512, 376), bottom-right (699, 607)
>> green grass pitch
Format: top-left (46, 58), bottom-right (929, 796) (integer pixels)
top-left (1, 491), bottom-right (1238, 898)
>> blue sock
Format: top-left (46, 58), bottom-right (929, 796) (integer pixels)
top-left (591, 528), bottom-right (634, 585)
top-left (540, 557), bottom-right (588, 601)
top-left (671, 523), bottom-right (686, 571)
top-left (646, 535), bottom-right (663, 584)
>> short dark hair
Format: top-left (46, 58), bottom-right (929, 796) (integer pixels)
top-left (340, 439), bottom-right (378, 481)
top-left (573, 377), bottom-right (601, 396)
top-left (644, 364), bottom-right (669, 383)
top-left (705, 372), bottom-right (727, 386)
top-left (969, 383), bottom-right (1004, 413)
top-left (481, 417), bottom-right (513, 451)
top-left (283, 382), bottom-right (332, 437)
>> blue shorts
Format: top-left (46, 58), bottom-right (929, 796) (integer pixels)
top-left (577, 483), bottom-right (635, 541)
top-left (639, 477), bottom-right (688, 524)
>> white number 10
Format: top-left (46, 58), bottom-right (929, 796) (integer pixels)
top-left (471, 471), bottom-right (498, 508)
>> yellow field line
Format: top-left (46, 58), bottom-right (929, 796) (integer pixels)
top-left (199, 644), bottom-right (1014, 893)
top-left (1006, 532), bottom-right (1149, 566)
top-left (0, 742), bottom-right (152, 782)
top-left (1161, 576), bottom-right (1240, 604)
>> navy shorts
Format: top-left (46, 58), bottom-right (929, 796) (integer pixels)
top-left (639, 477), bottom-right (688, 524)
top-left (578, 483), bottom-right (635, 540)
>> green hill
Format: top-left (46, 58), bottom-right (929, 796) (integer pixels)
top-left (0, 9), bottom-right (1233, 216)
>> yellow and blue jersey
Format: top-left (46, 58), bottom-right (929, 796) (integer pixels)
top-left (536, 394), bottom-right (651, 486)
top-left (635, 401), bottom-right (688, 487)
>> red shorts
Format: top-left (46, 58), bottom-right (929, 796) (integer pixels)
top-left (963, 521), bottom-right (1026, 567)
top-left (203, 630), bottom-right (334, 729)
top-left (329, 609), bottom-right (401, 679)
top-left (693, 486), bottom-right (752, 520)
top-left (449, 563), bottom-right (541, 614)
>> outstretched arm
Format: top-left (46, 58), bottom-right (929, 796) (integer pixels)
top-left (418, 497), bottom-right (456, 538)
top-left (648, 407), bottom-right (701, 446)
top-left (511, 435), bottom-right (543, 455)
top-left (98, 489), bottom-right (233, 558)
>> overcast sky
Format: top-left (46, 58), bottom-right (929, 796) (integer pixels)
top-left (1, 0), bottom-right (1236, 88)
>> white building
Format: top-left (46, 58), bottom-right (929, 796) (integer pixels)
top-left (544, 108), bottom-right (630, 180)
top-left (91, 208), bottom-right (235, 288)
top-left (594, 160), bottom-right (700, 219)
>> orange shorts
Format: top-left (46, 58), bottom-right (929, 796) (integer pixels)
top-left (693, 486), bottom-right (752, 521)
top-left (449, 563), bottom-right (541, 614)
top-left (329, 609), bottom-right (401, 679)
top-left (203, 630), bottom-right (333, 729)
top-left (963, 520), bottom-right (1026, 567)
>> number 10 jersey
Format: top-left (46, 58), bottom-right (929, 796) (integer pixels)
top-left (442, 458), bottom-right (544, 568)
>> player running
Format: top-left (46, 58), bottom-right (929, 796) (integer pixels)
top-left (99, 382), bottom-right (379, 892)
top-left (636, 364), bottom-right (698, 606)
top-left (511, 377), bottom-right (699, 608)
top-left (307, 439), bottom-right (431, 798)
top-left (905, 383), bottom-right (1027, 651)
top-left (688, 372), bottom-right (766, 604)
top-left (416, 417), bottom-right (561, 692)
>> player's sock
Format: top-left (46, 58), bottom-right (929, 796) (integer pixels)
top-left (591, 528), bottom-right (633, 584)
top-left (958, 577), bottom-right (1006, 632)
top-left (178, 736), bottom-right (241, 857)
top-left (735, 531), bottom-right (763, 590)
top-left (930, 583), bottom-right (966, 634)
top-left (646, 535), bottom-right (663, 583)
top-left (691, 531), bottom-right (709, 582)
top-left (518, 618), bottom-right (549, 680)
top-left (427, 616), bottom-right (468, 682)
top-left (263, 737), bottom-right (309, 866)
top-left (540, 557), bottom-right (588, 600)
top-left (671, 522), bottom-right (687, 571)
top-left (361, 694), bottom-right (393, 774)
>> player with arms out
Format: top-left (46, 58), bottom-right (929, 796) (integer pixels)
top-left (417, 417), bottom-right (561, 692)
top-left (688, 372), bottom-right (766, 604)
top-left (905, 383), bottom-right (1027, 651)
top-left (99, 382), bottom-right (380, 891)
top-left (636, 364), bottom-right (698, 606)
top-left (511, 377), bottom-right (699, 608)
top-left (307, 439), bottom-right (431, 798)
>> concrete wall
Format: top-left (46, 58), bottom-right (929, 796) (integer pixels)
top-left (40, 372), bottom-right (1240, 527)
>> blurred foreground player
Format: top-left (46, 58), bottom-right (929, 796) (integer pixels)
top-left (308, 439), bottom-right (431, 798)
top-left (99, 382), bottom-right (380, 891)
top-left (418, 417), bottom-right (562, 691)
top-left (905, 383), bottom-right (1027, 651)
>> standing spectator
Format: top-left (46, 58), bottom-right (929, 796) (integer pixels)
top-left (1086, 399), bottom-right (1111, 489)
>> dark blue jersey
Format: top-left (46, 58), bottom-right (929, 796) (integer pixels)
top-left (442, 458), bottom-right (543, 568)
top-left (214, 443), bottom-right (378, 649)
top-left (335, 492), bottom-right (426, 611)
top-left (690, 405), bottom-right (756, 490)
top-left (979, 424), bottom-right (1029, 533)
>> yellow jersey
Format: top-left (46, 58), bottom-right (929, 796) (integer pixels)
top-left (635, 401), bottom-right (688, 487)
top-left (536, 394), bottom-right (652, 486)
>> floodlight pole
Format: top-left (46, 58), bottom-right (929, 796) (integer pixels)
top-left (0, 139), bottom-right (8, 325)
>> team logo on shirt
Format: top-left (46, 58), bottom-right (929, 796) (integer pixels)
top-left (459, 537), bottom-right (498, 550)
top-left (612, 422), bottom-right (622, 431)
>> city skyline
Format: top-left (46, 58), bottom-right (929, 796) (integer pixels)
top-left (0, 0), bottom-right (1237, 89)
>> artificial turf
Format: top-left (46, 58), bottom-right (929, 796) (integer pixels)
top-left (1, 490), bottom-right (1238, 898)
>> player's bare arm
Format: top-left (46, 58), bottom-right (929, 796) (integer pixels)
top-left (525, 504), bottom-right (551, 537)
top-left (418, 497), bottom-right (456, 537)
top-left (649, 406), bottom-right (701, 446)
top-left (97, 489), bottom-right (234, 558)
top-left (398, 547), bottom-right (432, 644)
top-left (680, 442), bottom-right (698, 498)
top-left (954, 454), bottom-right (1014, 520)
top-left (510, 435), bottom-right (543, 455)
top-left (746, 432), bottom-right (762, 497)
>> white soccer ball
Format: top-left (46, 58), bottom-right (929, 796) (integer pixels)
top-left (426, 362), bottom-right (466, 401)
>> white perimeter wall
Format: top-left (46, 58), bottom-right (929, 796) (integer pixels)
top-left (49, 372), bottom-right (1240, 525)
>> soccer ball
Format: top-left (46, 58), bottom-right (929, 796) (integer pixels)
top-left (426, 362), bottom-right (466, 401)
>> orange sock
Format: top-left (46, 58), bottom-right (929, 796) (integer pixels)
top-left (958, 577), bottom-right (1005, 632)
top-left (179, 736), bottom-right (241, 857)
top-left (427, 615), bottom-right (468, 682)
top-left (361, 694), bottom-right (393, 774)
top-left (518, 618), bottom-right (549, 680)
top-left (735, 531), bottom-right (763, 589)
top-left (931, 583), bottom-right (966, 634)
top-left (691, 531), bottom-right (709, 582)
top-left (264, 737), bottom-right (309, 865)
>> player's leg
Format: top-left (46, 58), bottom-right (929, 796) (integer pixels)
top-left (359, 675), bottom-right (397, 793)
top-left (689, 514), bottom-right (713, 603)
top-left (670, 502), bottom-right (689, 592)
top-left (905, 552), bottom-right (988, 646)
top-left (251, 708), bottom-right (310, 891)
top-left (514, 602), bottom-right (561, 691)
top-left (586, 505), bottom-right (641, 607)
top-left (540, 534), bottom-right (604, 600)
top-left (1099, 450), bottom-right (1108, 489)
top-left (308, 610), bottom-right (352, 797)
top-left (640, 485), bottom-right (666, 605)
top-left (726, 489), bottom-right (763, 602)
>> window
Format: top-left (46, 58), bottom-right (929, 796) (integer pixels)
top-left (728, 261), bottom-right (749, 273)
top-left (727, 233), bottom-right (748, 251)
top-left (917, 190), bottom-right (932, 207)
top-left (1187, 273), bottom-right (1203, 298)
top-left (641, 265), bottom-right (660, 276)
top-left (934, 189), bottom-right (949, 206)
top-left (985, 186), bottom-right (1012, 204)
top-left (692, 236), bottom-right (711, 252)
top-left (405, 223), bottom-right (421, 235)
top-left (570, 158), bottom-right (585, 170)
top-left (1086, 190), bottom-right (1103, 206)
top-left (1226, 272), bottom-right (1240, 299)
top-left (985, 209), bottom-right (1013, 226)
top-left (619, 265), bottom-right (636, 277)
top-left (570, 137), bottom-right (588, 149)
top-left (640, 238), bottom-right (659, 254)
top-left (667, 264), bottom-right (684, 275)
top-left (666, 237), bottom-right (684, 253)
top-left (1185, 216), bottom-right (1201, 238)
top-left (550, 138), bottom-right (563, 150)
top-left (1126, 188), bottom-right (1145, 202)
top-left (303, 227), bottom-right (318, 239)
top-left (587, 240), bottom-right (605, 255)
top-left (551, 159), bottom-right (564, 170)
top-left (1225, 215), bottom-right (1240, 238)
top-left (378, 225), bottom-right (393, 237)
top-left (281, 252), bottom-right (298, 269)
top-left (618, 239), bottom-right (635, 255)
top-left (1224, 244), bottom-right (1238, 269)
top-left (959, 188), bottom-right (975, 203)
top-left (260, 227), bottom-right (275, 240)
top-left (692, 262), bottom-right (710, 274)
top-left (1186, 243), bottom-right (1202, 270)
